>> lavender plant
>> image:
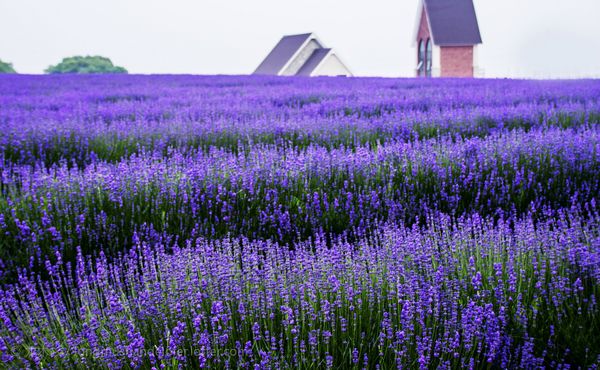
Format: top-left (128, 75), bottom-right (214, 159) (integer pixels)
top-left (1, 213), bottom-right (598, 368)
top-left (0, 75), bottom-right (599, 368)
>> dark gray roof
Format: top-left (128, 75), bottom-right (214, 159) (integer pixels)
top-left (253, 33), bottom-right (313, 75)
top-left (424, 0), bottom-right (482, 45)
top-left (296, 48), bottom-right (331, 76)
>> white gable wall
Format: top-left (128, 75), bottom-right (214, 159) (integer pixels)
top-left (311, 54), bottom-right (352, 77)
top-left (281, 40), bottom-right (322, 76)
top-left (432, 45), bottom-right (441, 77)
top-left (473, 45), bottom-right (484, 77)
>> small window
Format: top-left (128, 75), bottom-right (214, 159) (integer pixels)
top-left (418, 40), bottom-right (426, 77)
top-left (426, 38), bottom-right (432, 77)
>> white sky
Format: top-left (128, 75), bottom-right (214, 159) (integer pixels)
top-left (1, 0), bottom-right (599, 78)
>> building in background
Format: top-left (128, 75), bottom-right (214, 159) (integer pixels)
top-left (254, 33), bottom-right (352, 77)
top-left (414, 0), bottom-right (482, 77)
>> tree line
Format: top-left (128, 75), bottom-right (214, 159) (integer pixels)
top-left (0, 56), bottom-right (127, 74)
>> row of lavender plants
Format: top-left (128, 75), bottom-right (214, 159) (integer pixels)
top-left (1, 211), bottom-right (599, 368)
top-left (1, 127), bottom-right (598, 274)
top-left (1, 75), bottom-right (599, 167)
top-left (0, 75), bottom-right (599, 368)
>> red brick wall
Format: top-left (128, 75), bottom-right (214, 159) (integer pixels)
top-left (440, 46), bottom-right (474, 77)
top-left (416, 6), bottom-right (430, 76)
top-left (417, 6), bottom-right (430, 41)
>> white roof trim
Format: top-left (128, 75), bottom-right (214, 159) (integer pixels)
top-left (412, 0), bottom-right (424, 47)
top-left (331, 52), bottom-right (353, 77)
top-left (310, 50), bottom-right (353, 77)
top-left (276, 33), bottom-right (324, 75)
top-left (412, 0), bottom-right (436, 47)
top-left (309, 49), bottom-right (333, 76)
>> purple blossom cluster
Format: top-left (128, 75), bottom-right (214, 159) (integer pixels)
top-left (0, 75), bottom-right (598, 166)
top-left (1, 213), bottom-right (598, 368)
top-left (0, 75), bottom-right (599, 368)
top-left (1, 125), bottom-right (598, 271)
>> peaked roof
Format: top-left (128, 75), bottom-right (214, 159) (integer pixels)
top-left (423, 0), bottom-right (482, 46)
top-left (253, 33), bottom-right (315, 75)
top-left (296, 48), bottom-right (331, 76)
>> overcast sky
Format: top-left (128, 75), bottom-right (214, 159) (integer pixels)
top-left (1, 0), bottom-right (599, 78)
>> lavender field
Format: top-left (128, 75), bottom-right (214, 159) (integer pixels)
top-left (0, 75), bottom-right (599, 369)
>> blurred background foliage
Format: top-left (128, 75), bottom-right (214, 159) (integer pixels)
top-left (0, 59), bottom-right (16, 73)
top-left (45, 55), bottom-right (127, 74)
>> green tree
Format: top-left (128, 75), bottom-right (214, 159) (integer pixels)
top-left (45, 55), bottom-right (127, 74)
top-left (0, 59), bottom-right (17, 73)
